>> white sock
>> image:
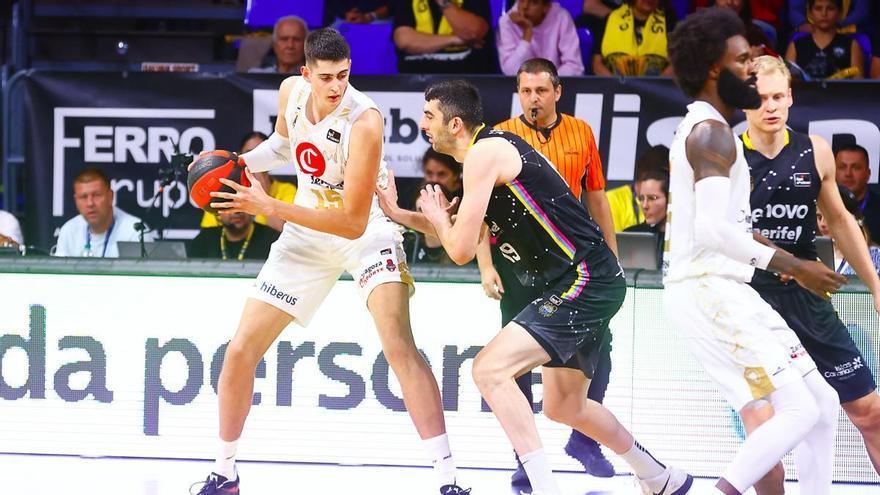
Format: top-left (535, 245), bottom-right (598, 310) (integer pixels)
top-left (724, 379), bottom-right (819, 493)
top-left (620, 439), bottom-right (665, 481)
top-left (214, 439), bottom-right (238, 480)
top-left (793, 371), bottom-right (839, 495)
top-left (423, 433), bottom-right (456, 487)
top-left (520, 448), bottom-right (562, 495)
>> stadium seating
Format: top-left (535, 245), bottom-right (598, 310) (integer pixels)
top-left (337, 22), bottom-right (398, 75)
top-left (557, 0), bottom-right (582, 20)
top-left (578, 27), bottom-right (594, 74)
top-left (490, 0), bottom-right (507, 28)
top-left (245, 0), bottom-right (323, 30)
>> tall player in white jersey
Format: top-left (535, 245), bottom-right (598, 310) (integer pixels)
top-left (191, 28), bottom-right (471, 495)
top-left (664, 8), bottom-right (847, 495)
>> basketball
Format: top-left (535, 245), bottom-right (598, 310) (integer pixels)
top-left (187, 150), bottom-right (251, 214)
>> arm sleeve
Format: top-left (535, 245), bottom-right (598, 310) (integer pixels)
top-left (240, 132), bottom-right (292, 173)
top-left (694, 176), bottom-right (776, 270)
top-left (556, 13), bottom-right (585, 76)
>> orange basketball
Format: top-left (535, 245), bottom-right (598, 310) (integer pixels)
top-left (187, 150), bottom-right (251, 214)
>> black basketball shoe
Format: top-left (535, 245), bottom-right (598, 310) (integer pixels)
top-left (190, 472), bottom-right (240, 495)
top-left (440, 483), bottom-right (472, 494)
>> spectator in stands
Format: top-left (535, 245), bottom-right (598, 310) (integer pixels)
top-left (54, 167), bottom-right (154, 257)
top-left (575, 0), bottom-right (620, 42)
top-left (392, 0), bottom-right (499, 73)
top-left (406, 149), bottom-right (462, 264)
top-left (695, 0), bottom-right (780, 45)
top-left (250, 16), bottom-right (307, 74)
top-left (624, 165), bottom-right (669, 266)
top-left (785, 0), bottom-right (864, 79)
top-left (421, 148), bottom-right (463, 198)
top-left (497, 0), bottom-right (584, 76)
top-left (789, 0), bottom-right (870, 34)
top-left (487, 58), bottom-right (618, 490)
top-left (817, 185), bottom-right (880, 274)
top-left (0, 210), bottom-right (23, 248)
top-left (201, 132), bottom-right (296, 232)
top-left (712, 0), bottom-right (775, 57)
top-left (836, 143), bottom-right (880, 242)
top-left (188, 210), bottom-right (279, 260)
top-left (592, 0), bottom-right (676, 76)
top-left (606, 143), bottom-right (668, 232)
top-left (325, 0), bottom-right (393, 25)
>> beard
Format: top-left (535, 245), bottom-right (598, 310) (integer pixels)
top-left (222, 216), bottom-right (251, 237)
top-left (427, 130), bottom-right (454, 154)
top-left (718, 69), bottom-right (761, 110)
top-left (225, 224), bottom-right (248, 236)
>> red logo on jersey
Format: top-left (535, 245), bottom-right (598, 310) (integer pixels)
top-left (296, 142), bottom-right (326, 177)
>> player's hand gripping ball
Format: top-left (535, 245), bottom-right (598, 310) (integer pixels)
top-left (187, 150), bottom-right (251, 214)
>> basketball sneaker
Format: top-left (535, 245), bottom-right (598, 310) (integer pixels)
top-left (563, 433), bottom-right (615, 478)
top-left (510, 457), bottom-right (531, 493)
top-left (440, 483), bottom-right (472, 494)
top-left (190, 472), bottom-right (240, 495)
top-left (638, 466), bottom-right (693, 495)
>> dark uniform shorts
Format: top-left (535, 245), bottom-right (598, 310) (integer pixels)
top-left (756, 284), bottom-right (877, 403)
top-left (512, 259), bottom-right (626, 379)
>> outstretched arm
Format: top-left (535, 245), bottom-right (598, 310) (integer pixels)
top-left (374, 169), bottom-right (459, 236)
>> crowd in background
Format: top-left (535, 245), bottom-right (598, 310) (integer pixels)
top-left (244, 0), bottom-right (880, 79)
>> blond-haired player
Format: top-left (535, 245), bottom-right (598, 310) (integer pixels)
top-left (741, 55), bottom-right (880, 494)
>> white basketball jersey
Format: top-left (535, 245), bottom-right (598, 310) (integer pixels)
top-left (663, 101), bottom-right (756, 284)
top-left (285, 77), bottom-right (389, 231)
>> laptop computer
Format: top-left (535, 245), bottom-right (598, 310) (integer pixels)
top-left (815, 236), bottom-right (834, 270)
top-left (117, 241), bottom-right (187, 260)
top-left (615, 231), bottom-right (660, 270)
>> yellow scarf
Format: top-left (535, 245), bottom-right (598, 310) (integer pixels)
top-left (601, 4), bottom-right (667, 59)
top-left (413, 0), bottom-right (464, 36)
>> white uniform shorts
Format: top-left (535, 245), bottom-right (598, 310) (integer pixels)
top-left (251, 217), bottom-right (414, 326)
top-left (663, 276), bottom-right (816, 411)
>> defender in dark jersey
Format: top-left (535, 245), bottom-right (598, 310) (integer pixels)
top-left (743, 56), bottom-right (880, 487)
top-left (376, 79), bottom-right (693, 495)
top-left (479, 60), bottom-right (617, 490)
